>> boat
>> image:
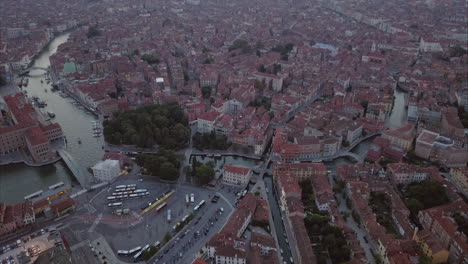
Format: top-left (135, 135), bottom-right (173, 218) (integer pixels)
top-left (47, 111), bottom-right (56, 118)
top-left (41, 80), bottom-right (44, 83)
top-left (44, 89), bottom-right (48, 92)
top-left (78, 138), bottom-right (82, 144)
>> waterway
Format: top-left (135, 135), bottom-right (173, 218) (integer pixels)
top-left (0, 33), bottom-right (104, 204)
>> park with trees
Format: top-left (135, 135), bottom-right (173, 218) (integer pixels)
top-left (103, 103), bottom-right (190, 150)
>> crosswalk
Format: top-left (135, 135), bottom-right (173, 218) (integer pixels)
top-left (88, 213), bottom-right (103, 233)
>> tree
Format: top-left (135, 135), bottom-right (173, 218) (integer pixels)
top-left (419, 254), bottom-right (432, 264)
top-left (163, 232), bottom-right (172, 244)
top-left (202, 86), bottom-right (211, 99)
top-left (141, 54), bottom-right (160, 64)
top-left (87, 25), bottom-right (101, 38)
top-left (407, 198), bottom-right (424, 214)
top-left (195, 164), bottom-right (215, 185)
top-left (160, 162), bottom-right (178, 181)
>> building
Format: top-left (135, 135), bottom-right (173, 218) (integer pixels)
top-left (413, 229), bottom-right (449, 264)
top-left (381, 123), bottom-right (414, 152)
top-left (415, 129), bottom-right (468, 168)
top-left (206, 194), bottom-right (278, 263)
top-left (387, 163), bottom-right (437, 185)
top-left (223, 165), bottom-right (252, 187)
top-left (450, 168), bottom-right (468, 193)
top-left (91, 159), bottom-right (120, 182)
top-left (272, 162), bottom-right (326, 182)
top-left (215, 247), bottom-right (247, 264)
top-left (0, 201), bottom-right (35, 237)
top-left (49, 198), bottom-right (75, 217)
top-left (0, 93), bottom-right (63, 163)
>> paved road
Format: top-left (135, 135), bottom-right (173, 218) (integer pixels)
top-left (150, 197), bottom-right (233, 264)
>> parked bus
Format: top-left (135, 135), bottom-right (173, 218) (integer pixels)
top-left (156, 203), bottom-right (167, 213)
top-left (185, 194), bottom-right (190, 206)
top-left (182, 214), bottom-right (189, 223)
top-left (128, 246), bottom-right (141, 255)
top-left (193, 200), bottom-right (206, 212)
top-left (108, 202), bottom-right (122, 207)
top-left (127, 184), bottom-right (137, 188)
top-left (134, 189), bottom-right (147, 193)
top-left (107, 196), bottom-right (116, 201)
top-left (133, 244), bottom-right (149, 262)
top-left (167, 210), bottom-right (171, 223)
top-left (115, 185), bottom-right (126, 189)
top-left (117, 250), bottom-right (129, 255)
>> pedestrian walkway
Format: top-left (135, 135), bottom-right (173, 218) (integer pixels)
top-left (88, 213), bottom-right (103, 233)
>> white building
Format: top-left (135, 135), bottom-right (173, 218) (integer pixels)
top-left (92, 159), bottom-right (120, 182)
top-left (223, 165), bottom-right (252, 187)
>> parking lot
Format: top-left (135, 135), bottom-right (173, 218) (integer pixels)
top-left (0, 227), bottom-right (61, 264)
top-left (0, 171), bottom-right (249, 264)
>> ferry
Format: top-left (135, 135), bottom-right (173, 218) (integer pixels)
top-left (47, 111), bottom-right (56, 118)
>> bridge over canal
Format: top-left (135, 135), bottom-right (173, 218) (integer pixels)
top-left (58, 149), bottom-right (90, 189)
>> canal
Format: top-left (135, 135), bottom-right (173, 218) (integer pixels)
top-left (0, 33), bottom-right (104, 204)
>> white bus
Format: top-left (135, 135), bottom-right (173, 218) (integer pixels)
top-left (182, 214), bottom-right (189, 223)
top-left (116, 185), bottom-right (126, 189)
top-left (193, 200), bottom-right (206, 212)
top-left (185, 194), bottom-right (190, 206)
top-left (117, 250), bottom-right (129, 255)
top-left (134, 189), bottom-right (147, 193)
top-left (127, 184), bottom-right (137, 188)
top-left (133, 244), bottom-right (149, 262)
top-left (108, 202), bottom-right (122, 207)
top-left (153, 241), bottom-right (161, 248)
top-left (107, 196), bottom-right (116, 201)
top-left (128, 246), bottom-right (141, 255)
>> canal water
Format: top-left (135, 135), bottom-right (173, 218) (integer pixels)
top-left (0, 33), bottom-right (104, 204)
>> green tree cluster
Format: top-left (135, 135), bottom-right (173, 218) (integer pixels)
top-left (272, 43), bottom-right (294, 60)
top-left (136, 150), bottom-right (181, 181)
top-left (141, 54), bottom-right (160, 64)
top-left (87, 25), bottom-right (101, 38)
top-left (248, 96), bottom-right (271, 110)
top-left (403, 180), bottom-right (449, 214)
top-left (141, 245), bottom-right (160, 261)
top-left (193, 162), bottom-right (215, 185)
top-left (229, 39), bottom-right (252, 54)
top-left (193, 132), bottom-right (230, 151)
top-left (103, 103), bottom-right (190, 150)
top-left (201, 86), bottom-right (212, 99)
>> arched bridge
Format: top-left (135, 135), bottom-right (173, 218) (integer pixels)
top-left (336, 151), bottom-right (365, 163)
top-left (58, 149), bottom-right (90, 189)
